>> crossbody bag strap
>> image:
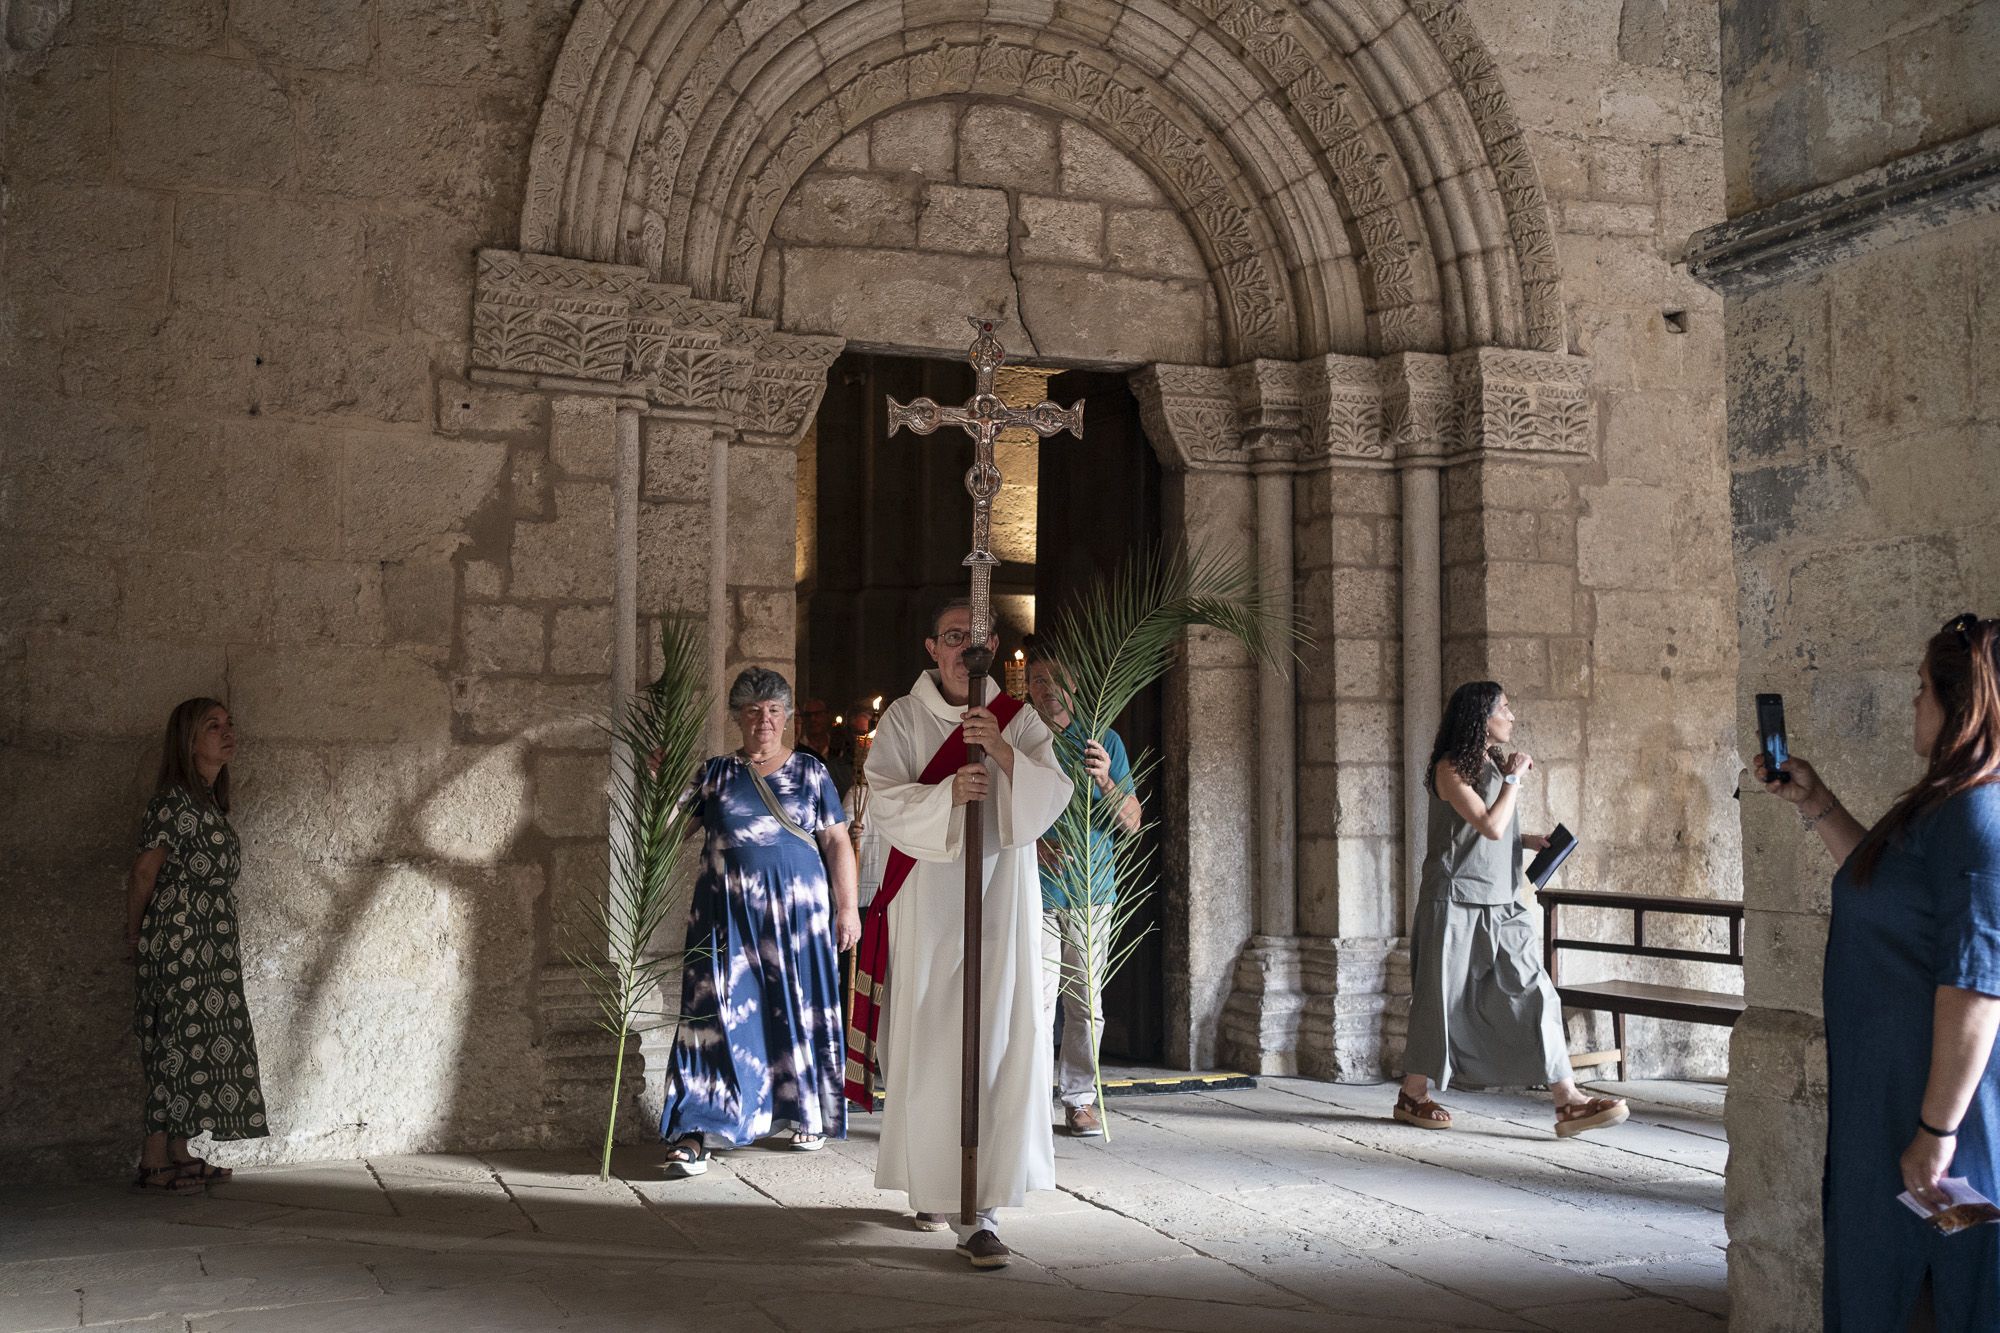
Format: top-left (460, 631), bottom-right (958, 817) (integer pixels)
top-left (744, 760), bottom-right (818, 848)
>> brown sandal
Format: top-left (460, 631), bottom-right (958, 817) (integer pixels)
top-left (1555, 1096), bottom-right (1629, 1138)
top-left (132, 1165), bottom-right (202, 1195)
top-left (1392, 1090), bottom-right (1452, 1130)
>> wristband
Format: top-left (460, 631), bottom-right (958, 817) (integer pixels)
top-left (1502, 772), bottom-right (1521, 787)
top-left (1919, 1118), bottom-right (1958, 1138)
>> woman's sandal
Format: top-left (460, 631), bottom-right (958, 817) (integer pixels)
top-left (789, 1132), bottom-right (826, 1153)
top-left (662, 1135), bottom-right (711, 1177)
top-left (1555, 1096), bottom-right (1630, 1138)
top-left (175, 1157), bottom-right (232, 1182)
top-left (1392, 1090), bottom-right (1452, 1130)
top-left (132, 1165), bottom-right (202, 1195)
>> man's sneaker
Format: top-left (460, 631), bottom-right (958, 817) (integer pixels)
top-left (1065, 1104), bottom-right (1104, 1137)
top-left (912, 1211), bottom-right (951, 1232)
top-left (955, 1229), bottom-right (1011, 1269)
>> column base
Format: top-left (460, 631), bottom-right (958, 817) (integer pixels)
top-left (1219, 936), bottom-right (1410, 1080)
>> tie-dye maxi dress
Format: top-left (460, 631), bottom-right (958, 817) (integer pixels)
top-left (661, 751), bottom-right (849, 1147)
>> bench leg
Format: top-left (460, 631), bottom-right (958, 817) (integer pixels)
top-left (1612, 1012), bottom-right (1626, 1083)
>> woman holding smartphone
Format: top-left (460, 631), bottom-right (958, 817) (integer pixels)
top-left (1759, 613), bottom-right (2000, 1330)
top-left (1394, 681), bottom-right (1627, 1137)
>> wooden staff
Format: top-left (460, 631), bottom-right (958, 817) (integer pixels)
top-left (959, 645), bottom-right (993, 1227)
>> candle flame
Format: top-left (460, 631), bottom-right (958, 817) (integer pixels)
top-left (872, 695), bottom-right (882, 709)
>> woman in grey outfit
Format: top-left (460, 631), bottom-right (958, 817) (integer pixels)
top-left (1393, 681), bottom-right (1628, 1138)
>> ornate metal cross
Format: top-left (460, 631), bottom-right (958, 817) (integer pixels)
top-left (885, 315), bottom-right (1084, 1229)
top-left (887, 317), bottom-right (1085, 647)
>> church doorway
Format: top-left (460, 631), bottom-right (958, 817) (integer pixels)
top-left (798, 351), bottom-right (1167, 1064)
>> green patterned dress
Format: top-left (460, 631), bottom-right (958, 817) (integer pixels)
top-left (135, 785), bottom-right (268, 1140)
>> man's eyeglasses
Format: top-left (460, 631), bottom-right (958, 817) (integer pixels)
top-left (932, 630), bottom-right (973, 649)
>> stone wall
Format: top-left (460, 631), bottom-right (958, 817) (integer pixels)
top-left (0, 2), bottom-right (610, 1174)
top-left (1696, 1), bottom-right (2000, 1323)
top-left (1, 0), bottom-right (1749, 1181)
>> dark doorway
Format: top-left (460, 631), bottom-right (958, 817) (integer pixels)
top-left (800, 352), bottom-right (1166, 1066)
top-left (1036, 369), bottom-right (1166, 1065)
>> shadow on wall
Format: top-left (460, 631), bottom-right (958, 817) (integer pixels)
top-left (0, 712), bottom-right (613, 1180)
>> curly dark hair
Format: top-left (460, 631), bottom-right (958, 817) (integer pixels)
top-left (1424, 681), bottom-right (1504, 797)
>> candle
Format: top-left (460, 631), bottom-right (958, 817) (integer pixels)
top-left (1004, 648), bottom-right (1027, 700)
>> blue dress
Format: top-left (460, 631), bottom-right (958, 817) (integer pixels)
top-left (1824, 784), bottom-right (2000, 1330)
top-left (661, 752), bottom-right (848, 1147)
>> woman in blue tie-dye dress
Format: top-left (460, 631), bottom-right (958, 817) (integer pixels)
top-left (662, 668), bottom-right (861, 1175)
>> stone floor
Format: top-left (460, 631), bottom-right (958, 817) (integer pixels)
top-left (0, 1076), bottom-right (1727, 1332)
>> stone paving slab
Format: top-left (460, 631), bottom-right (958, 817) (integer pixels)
top-left (0, 1078), bottom-right (1724, 1331)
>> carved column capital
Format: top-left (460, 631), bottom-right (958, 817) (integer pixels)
top-left (1377, 352), bottom-right (1455, 464)
top-left (1448, 348), bottom-right (1595, 460)
top-left (1131, 363), bottom-right (1243, 471)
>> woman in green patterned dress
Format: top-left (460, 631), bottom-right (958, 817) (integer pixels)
top-left (125, 698), bottom-right (268, 1192)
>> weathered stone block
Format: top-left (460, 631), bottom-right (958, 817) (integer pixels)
top-left (819, 130), bottom-right (870, 172)
top-left (454, 677), bottom-right (604, 742)
top-left (343, 432), bottom-right (508, 560)
top-left (231, 646), bottom-right (448, 744)
top-left (462, 603), bottom-right (545, 675)
top-left (374, 0), bottom-right (572, 85)
top-left (1331, 568), bottom-right (1399, 638)
top-left (437, 379), bottom-right (545, 440)
top-left (1333, 638), bottom-right (1385, 699)
top-left (533, 751), bottom-right (609, 838)
top-left (1829, 234), bottom-right (1975, 433)
top-left (868, 102), bottom-right (956, 176)
top-left (1105, 207), bottom-right (1206, 278)
top-left (1578, 481), bottom-right (1676, 589)
top-left (1058, 122), bottom-right (1164, 205)
top-left (118, 551), bottom-right (272, 640)
top-left (511, 482), bottom-right (616, 602)
top-left (269, 560), bottom-right (385, 645)
top-left (959, 104), bottom-right (1057, 190)
top-left (0, 544), bottom-right (119, 633)
top-left (727, 446), bottom-right (797, 589)
top-left (1015, 266), bottom-right (1211, 367)
top-left (1018, 195), bottom-right (1104, 264)
top-left (10, 184), bottom-right (171, 312)
top-left (1, 397), bottom-right (152, 546)
top-left (173, 194), bottom-right (366, 321)
top-left (916, 184), bottom-right (1010, 255)
top-left (1480, 556), bottom-right (1568, 628)
top-left (638, 500), bottom-right (710, 617)
top-left (775, 173), bottom-right (923, 248)
top-left (3, 48), bottom-right (115, 183)
top-left (229, 0), bottom-right (372, 68)
top-left (384, 559), bottom-right (456, 647)
top-left (549, 396), bottom-right (618, 481)
top-left (642, 419), bottom-right (712, 503)
top-left (1332, 701), bottom-right (1398, 766)
top-left (734, 589), bottom-right (792, 660)
top-left (781, 246), bottom-right (1016, 350)
top-left (116, 52), bottom-right (293, 188)
top-left (296, 78), bottom-right (529, 208)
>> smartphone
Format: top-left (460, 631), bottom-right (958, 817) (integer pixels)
top-left (1756, 693), bottom-right (1791, 784)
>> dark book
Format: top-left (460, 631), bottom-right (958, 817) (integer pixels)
top-left (1527, 824), bottom-right (1579, 889)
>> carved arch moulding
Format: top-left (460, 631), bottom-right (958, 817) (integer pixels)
top-left (512, 0), bottom-right (1571, 369)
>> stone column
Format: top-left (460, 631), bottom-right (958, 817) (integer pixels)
top-left (1689, 120), bottom-right (2000, 1328)
top-left (1251, 440), bottom-right (1298, 940)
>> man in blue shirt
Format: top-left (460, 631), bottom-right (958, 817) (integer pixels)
top-left (1025, 643), bottom-right (1141, 1138)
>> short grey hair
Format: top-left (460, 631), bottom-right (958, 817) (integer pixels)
top-left (727, 666), bottom-right (794, 713)
top-left (929, 595), bottom-right (971, 637)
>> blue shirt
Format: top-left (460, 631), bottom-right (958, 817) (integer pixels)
top-left (1039, 720), bottom-right (1134, 911)
top-left (1822, 784), bottom-right (2000, 1330)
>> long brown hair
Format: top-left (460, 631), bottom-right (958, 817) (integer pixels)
top-left (156, 697), bottom-right (231, 814)
top-left (1851, 617), bottom-right (2000, 884)
top-left (1425, 681), bottom-right (1504, 797)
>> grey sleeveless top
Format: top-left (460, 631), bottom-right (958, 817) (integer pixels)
top-left (1417, 757), bottom-right (1522, 906)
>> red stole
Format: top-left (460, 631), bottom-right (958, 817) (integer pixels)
top-left (843, 690), bottom-right (1026, 1109)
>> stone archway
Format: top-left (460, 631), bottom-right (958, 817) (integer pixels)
top-left (471, 0), bottom-right (1598, 1084)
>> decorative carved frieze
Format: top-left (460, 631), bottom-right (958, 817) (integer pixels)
top-left (1136, 348), bottom-right (1594, 472)
top-left (470, 248), bottom-right (842, 444)
top-left (1449, 349), bottom-right (1594, 458)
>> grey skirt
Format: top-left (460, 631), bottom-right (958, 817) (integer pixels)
top-left (1403, 893), bottom-right (1571, 1090)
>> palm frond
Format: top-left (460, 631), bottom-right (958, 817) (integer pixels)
top-left (1039, 546), bottom-right (1305, 1136)
top-left (559, 617), bottom-right (711, 1179)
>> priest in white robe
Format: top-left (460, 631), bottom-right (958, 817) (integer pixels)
top-left (866, 598), bottom-right (1072, 1269)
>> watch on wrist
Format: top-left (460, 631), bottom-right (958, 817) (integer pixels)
top-left (1502, 772), bottom-right (1521, 787)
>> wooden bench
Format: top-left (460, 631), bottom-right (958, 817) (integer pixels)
top-left (1538, 888), bottom-right (1746, 1081)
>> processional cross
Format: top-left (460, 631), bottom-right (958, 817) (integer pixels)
top-left (886, 317), bottom-right (1084, 1228)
